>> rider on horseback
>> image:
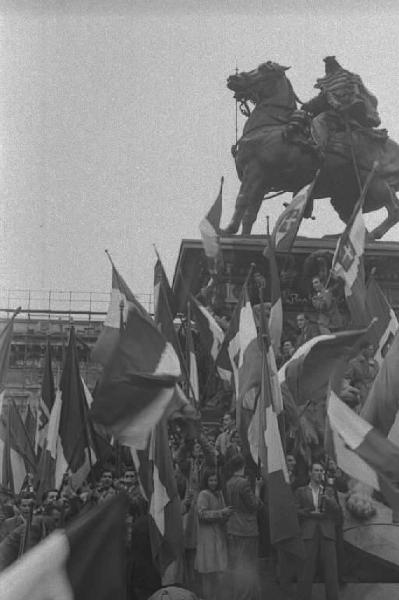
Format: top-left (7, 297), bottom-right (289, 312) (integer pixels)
top-left (302, 56), bottom-right (381, 152)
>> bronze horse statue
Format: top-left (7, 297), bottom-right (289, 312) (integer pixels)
top-left (223, 61), bottom-right (399, 238)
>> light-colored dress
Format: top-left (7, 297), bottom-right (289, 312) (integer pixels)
top-left (194, 489), bottom-right (228, 574)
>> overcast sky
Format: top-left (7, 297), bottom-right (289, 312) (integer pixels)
top-left (0, 1), bottom-right (399, 305)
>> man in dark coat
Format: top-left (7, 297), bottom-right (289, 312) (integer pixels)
top-left (295, 313), bottom-right (320, 349)
top-left (295, 462), bottom-right (341, 600)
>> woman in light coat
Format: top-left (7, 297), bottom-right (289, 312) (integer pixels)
top-left (195, 468), bottom-right (232, 599)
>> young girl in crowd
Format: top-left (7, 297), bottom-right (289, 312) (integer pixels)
top-left (195, 468), bottom-right (232, 600)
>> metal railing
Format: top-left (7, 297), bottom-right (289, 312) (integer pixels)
top-left (0, 288), bottom-right (153, 318)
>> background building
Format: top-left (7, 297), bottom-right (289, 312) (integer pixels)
top-left (0, 288), bottom-right (153, 413)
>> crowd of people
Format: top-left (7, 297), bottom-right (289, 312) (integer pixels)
top-left (169, 412), bottom-right (352, 600)
top-left (0, 274), bottom-right (382, 600)
top-left (0, 407), bottom-right (353, 600)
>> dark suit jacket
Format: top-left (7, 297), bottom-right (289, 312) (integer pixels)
top-left (294, 485), bottom-right (340, 541)
top-left (296, 322), bottom-right (320, 348)
top-left (0, 516), bottom-right (55, 571)
top-left (225, 474), bottom-right (259, 537)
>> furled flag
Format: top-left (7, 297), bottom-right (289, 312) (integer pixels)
top-left (186, 304), bottom-right (199, 406)
top-left (37, 327), bottom-right (96, 492)
top-left (365, 274), bottom-right (398, 365)
top-left (189, 294), bottom-right (224, 363)
top-left (361, 330), bottom-right (399, 445)
top-left (8, 401), bottom-right (37, 476)
top-left (154, 251), bottom-right (177, 322)
top-left (269, 179), bottom-right (316, 253)
top-left (0, 493), bottom-right (129, 600)
top-left (91, 304), bottom-right (181, 450)
top-left (141, 417), bottom-right (184, 576)
top-left (330, 195), bottom-right (368, 328)
top-left (215, 289), bottom-right (244, 390)
top-left (263, 241), bottom-right (283, 356)
top-left (0, 398), bottom-right (38, 495)
top-left (153, 253), bottom-right (183, 364)
top-left (279, 329), bottom-right (367, 407)
top-left (328, 387), bottom-right (399, 512)
top-left (24, 405), bottom-right (37, 452)
top-left (237, 286), bottom-right (261, 404)
top-left (92, 257), bottom-right (143, 366)
top-left (1, 402), bottom-right (35, 495)
top-left (254, 317), bottom-right (304, 559)
top-left (35, 388), bottom-right (62, 500)
top-left (35, 340), bottom-right (55, 454)
top-left (199, 177), bottom-right (224, 275)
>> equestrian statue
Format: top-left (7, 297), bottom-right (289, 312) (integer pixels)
top-left (223, 57), bottom-right (399, 238)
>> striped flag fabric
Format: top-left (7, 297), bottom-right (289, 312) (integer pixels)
top-left (131, 416), bottom-right (184, 576)
top-left (237, 286), bottom-right (261, 403)
top-left (1, 405), bottom-right (28, 495)
top-left (279, 329), bottom-right (367, 407)
top-left (148, 418), bottom-right (184, 575)
top-left (189, 295), bottom-right (224, 363)
top-left (0, 493), bottom-right (129, 600)
top-left (199, 177), bottom-right (224, 275)
top-left (35, 340), bottom-right (55, 454)
top-left (365, 275), bottom-right (398, 365)
top-left (270, 181), bottom-right (315, 253)
top-left (215, 290), bottom-right (244, 390)
top-left (328, 388), bottom-right (399, 512)
top-left (92, 261), bottom-right (143, 366)
top-left (361, 330), bottom-right (399, 444)
top-left (37, 327), bottom-right (96, 494)
top-left (91, 304), bottom-right (181, 451)
top-left (255, 319), bottom-right (304, 559)
top-left (331, 197), bottom-right (368, 327)
top-left (185, 306), bottom-right (199, 406)
top-left (35, 388), bottom-right (62, 500)
top-left (263, 241), bottom-right (283, 356)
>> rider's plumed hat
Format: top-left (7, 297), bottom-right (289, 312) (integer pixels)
top-left (323, 56), bottom-right (343, 74)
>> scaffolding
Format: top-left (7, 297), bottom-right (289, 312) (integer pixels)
top-left (0, 288), bottom-right (153, 396)
top-left (0, 288), bottom-right (153, 318)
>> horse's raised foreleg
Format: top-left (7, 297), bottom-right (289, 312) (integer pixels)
top-left (242, 196), bottom-right (264, 234)
top-left (223, 161), bottom-right (266, 235)
top-left (369, 184), bottom-right (399, 240)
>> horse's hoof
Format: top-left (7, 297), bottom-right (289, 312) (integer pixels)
top-left (221, 223), bottom-right (239, 235)
top-left (368, 228), bottom-right (383, 240)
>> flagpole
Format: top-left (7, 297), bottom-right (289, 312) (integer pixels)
top-left (235, 63), bottom-right (238, 149)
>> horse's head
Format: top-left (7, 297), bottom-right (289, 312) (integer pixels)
top-left (227, 61), bottom-right (291, 105)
